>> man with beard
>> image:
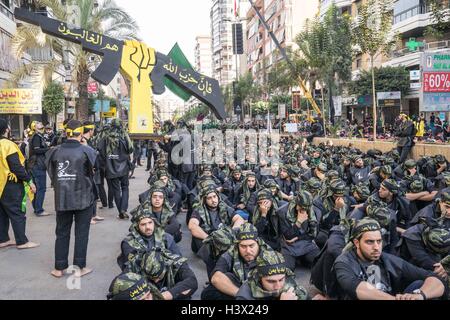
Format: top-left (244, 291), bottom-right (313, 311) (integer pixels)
top-left (46, 120), bottom-right (97, 278)
top-left (98, 119), bottom-right (134, 220)
top-left (188, 185), bottom-right (244, 276)
top-left (369, 165), bottom-right (391, 192)
top-left (279, 190), bottom-right (320, 270)
top-left (0, 119), bottom-right (39, 250)
top-left (349, 155), bottom-right (371, 186)
top-left (201, 223), bottom-right (272, 300)
top-left (234, 172), bottom-right (260, 220)
top-left (222, 166), bottom-right (244, 205)
top-left (132, 182), bottom-right (182, 242)
top-left (118, 209), bottom-right (181, 271)
top-left (252, 189), bottom-right (282, 251)
top-left (301, 162), bottom-right (327, 185)
top-left (333, 218), bottom-right (447, 300)
top-left (236, 250), bottom-right (308, 300)
top-left (275, 165), bottom-right (300, 200)
top-left (424, 154), bottom-right (449, 184)
top-left (29, 122), bottom-right (50, 217)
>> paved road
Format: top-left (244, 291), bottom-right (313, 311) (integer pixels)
top-left (0, 166), bottom-right (310, 300)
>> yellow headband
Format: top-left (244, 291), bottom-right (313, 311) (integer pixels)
top-left (66, 127), bottom-right (84, 137)
top-left (84, 125), bottom-right (95, 130)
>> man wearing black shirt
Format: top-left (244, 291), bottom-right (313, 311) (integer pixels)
top-left (333, 218), bottom-right (447, 300)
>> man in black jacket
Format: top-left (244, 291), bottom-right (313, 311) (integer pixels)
top-left (29, 122), bottom-right (50, 216)
top-left (395, 113), bottom-right (416, 164)
top-left (98, 119), bottom-right (133, 220)
top-left (46, 120), bottom-right (97, 278)
top-left (0, 119), bottom-right (39, 250)
top-left (333, 218), bottom-right (447, 300)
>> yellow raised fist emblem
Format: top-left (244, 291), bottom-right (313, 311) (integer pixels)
top-left (120, 40), bottom-right (156, 134)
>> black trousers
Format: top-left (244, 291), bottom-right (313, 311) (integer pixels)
top-left (55, 205), bottom-right (93, 270)
top-left (110, 175), bottom-right (129, 214)
top-left (97, 169), bottom-right (108, 208)
top-left (397, 146), bottom-right (412, 164)
top-left (106, 178), bottom-right (114, 207)
top-left (0, 182), bottom-right (28, 245)
top-left (283, 246), bottom-right (321, 270)
top-left (146, 149), bottom-right (158, 170)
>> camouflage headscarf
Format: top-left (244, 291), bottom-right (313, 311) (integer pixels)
top-left (285, 190), bottom-right (318, 238)
top-left (140, 248), bottom-right (187, 289)
top-left (241, 172), bottom-right (260, 205)
top-left (350, 218), bottom-right (381, 241)
top-left (351, 183), bottom-right (371, 202)
top-left (107, 272), bottom-right (157, 300)
top-left (304, 177), bottom-right (322, 196)
top-left (381, 179), bottom-right (401, 195)
top-left (203, 226), bottom-right (236, 258)
top-left (247, 251), bottom-right (307, 300)
top-left (422, 224), bottom-right (450, 256)
top-left (366, 204), bottom-right (391, 229)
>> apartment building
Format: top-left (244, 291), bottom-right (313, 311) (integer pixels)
top-left (246, 0), bottom-right (318, 85)
top-left (195, 35), bottom-right (213, 77)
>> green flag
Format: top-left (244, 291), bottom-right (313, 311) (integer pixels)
top-left (164, 43), bottom-right (193, 101)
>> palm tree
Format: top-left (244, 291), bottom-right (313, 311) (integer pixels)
top-left (10, 0), bottom-right (139, 120)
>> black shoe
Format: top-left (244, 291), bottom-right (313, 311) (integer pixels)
top-left (119, 212), bottom-right (129, 220)
top-left (109, 205), bottom-right (114, 209)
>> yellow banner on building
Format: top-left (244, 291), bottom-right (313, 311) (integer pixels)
top-left (0, 89), bottom-right (42, 114)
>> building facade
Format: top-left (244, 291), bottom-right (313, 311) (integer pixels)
top-left (195, 35), bottom-right (213, 77)
top-left (246, 0), bottom-right (319, 84)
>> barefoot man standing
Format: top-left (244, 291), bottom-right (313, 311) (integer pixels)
top-left (46, 120), bottom-right (97, 278)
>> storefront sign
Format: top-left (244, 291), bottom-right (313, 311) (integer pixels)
top-left (0, 89), bottom-right (42, 114)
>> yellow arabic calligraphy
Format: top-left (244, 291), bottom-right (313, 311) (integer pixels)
top-left (163, 62), bottom-right (178, 74)
top-left (101, 44), bottom-right (119, 52)
top-left (58, 23), bottom-right (103, 46)
top-left (198, 77), bottom-right (213, 96)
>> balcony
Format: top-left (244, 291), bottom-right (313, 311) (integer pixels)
top-left (0, 2), bottom-right (16, 34)
top-left (392, 3), bottom-right (450, 35)
top-left (385, 40), bottom-right (450, 68)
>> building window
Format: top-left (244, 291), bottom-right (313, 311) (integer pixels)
top-left (356, 58), bottom-right (362, 69)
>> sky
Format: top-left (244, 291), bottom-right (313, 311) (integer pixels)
top-left (114, 0), bottom-right (212, 63)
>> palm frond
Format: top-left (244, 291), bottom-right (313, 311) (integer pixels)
top-left (35, 0), bottom-right (68, 20)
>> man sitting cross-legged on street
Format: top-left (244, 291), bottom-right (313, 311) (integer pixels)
top-left (201, 223), bottom-right (273, 300)
top-left (333, 218), bottom-right (448, 300)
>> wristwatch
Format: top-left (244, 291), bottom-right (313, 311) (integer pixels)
top-left (412, 289), bottom-right (427, 300)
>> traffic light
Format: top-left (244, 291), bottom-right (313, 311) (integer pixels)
top-left (232, 23), bottom-right (244, 55)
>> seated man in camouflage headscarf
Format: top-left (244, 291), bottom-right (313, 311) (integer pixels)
top-left (222, 166), bottom-right (244, 205)
top-left (412, 192), bottom-right (450, 227)
top-left (313, 179), bottom-right (354, 248)
top-left (350, 183), bottom-right (371, 206)
top-left (263, 179), bottom-right (286, 207)
top-left (252, 189), bottom-right (282, 251)
top-left (201, 223), bottom-right (272, 300)
top-left (333, 218), bottom-right (447, 300)
top-left (234, 172), bottom-right (260, 220)
top-left (349, 155), bottom-right (371, 186)
top-left (278, 190), bottom-right (320, 270)
top-left (107, 272), bottom-right (159, 300)
top-left (117, 208), bottom-right (181, 271)
top-left (303, 177), bottom-right (322, 199)
top-left (397, 217), bottom-right (450, 280)
top-left (136, 248), bottom-right (198, 300)
top-left (423, 154), bottom-right (449, 183)
top-left (275, 165), bottom-right (301, 200)
top-left (368, 165), bottom-right (392, 192)
top-left (188, 185), bottom-right (245, 276)
top-left (352, 179), bottom-right (416, 235)
top-left (300, 162), bottom-right (327, 185)
top-left (133, 181), bottom-right (182, 242)
top-left (236, 251), bottom-right (308, 300)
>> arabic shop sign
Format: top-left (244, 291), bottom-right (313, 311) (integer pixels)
top-left (0, 89), bottom-right (42, 114)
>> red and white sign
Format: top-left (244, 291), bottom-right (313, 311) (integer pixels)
top-left (87, 82), bottom-right (99, 94)
top-left (423, 72), bottom-right (450, 93)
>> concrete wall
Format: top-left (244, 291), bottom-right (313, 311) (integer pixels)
top-left (313, 137), bottom-right (450, 160)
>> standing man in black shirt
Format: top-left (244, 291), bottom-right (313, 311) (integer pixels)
top-left (46, 120), bottom-right (97, 278)
top-left (29, 122), bottom-right (50, 217)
